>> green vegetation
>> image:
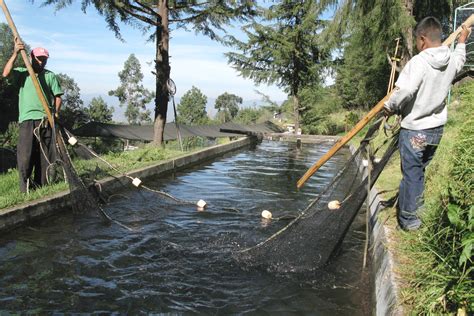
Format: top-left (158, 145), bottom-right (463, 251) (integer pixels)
top-left (57, 73), bottom-right (89, 130)
top-left (109, 54), bottom-right (153, 125)
top-left (214, 92), bottom-right (242, 123)
top-left (374, 81), bottom-right (473, 314)
top-left (177, 86), bottom-right (209, 125)
top-left (226, 1), bottom-right (329, 134)
top-left (86, 96), bottom-right (114, 123)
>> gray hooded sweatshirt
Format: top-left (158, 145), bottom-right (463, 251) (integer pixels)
top-left (384, 43), bottom-right (466, 130)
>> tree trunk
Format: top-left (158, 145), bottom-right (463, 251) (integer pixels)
top-left (402, 0), bottom-right (414, 66)
top-left (293, 94), bottom-right (300, 135)
top-left (153, 0), bottom-right (171, 146)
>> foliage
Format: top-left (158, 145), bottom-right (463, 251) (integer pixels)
top-left (177, 86), bottom-right (209, 125)
top-left (234, 106), bottom-right (270, 125)
top-left (86, 96), bottom-right (114, 123)
top-left (299, 84), bottom-right (345, 135)
top-left (226, 1), bottom-right (331, 131)
top-left (395, 81), bottom-right (474, 314)
top-left (39, 0), bottom-right (257, 42)
top-left (57, 73), bottom-right (89, 129)
top-left (1, 122), bottom-right (19, 148)
top-left (0, 23), bottom-right (26, 132)
top-left (214, 92), bottom-right (242, 123)
top-left (332, 0), bottom-right (411, 109)
top-left (109, 54), bottom-right (153, 125)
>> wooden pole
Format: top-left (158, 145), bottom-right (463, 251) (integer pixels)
top-left (387, 38), bottom-right (400, 95)
top-left (296, 94), bottom-right (390, 189)
top-left (296, 14), bottom-right (474, 189)
top-left (0, 0), bottom-right (54, 128)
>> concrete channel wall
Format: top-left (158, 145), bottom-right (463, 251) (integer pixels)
top-left (350, 145), bottom-right (403, 316)
top-left (0, 137), bottom-right (254, 233)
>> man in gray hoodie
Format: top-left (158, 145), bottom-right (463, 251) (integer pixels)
top-left (384, 16), bottom-right (470, 231)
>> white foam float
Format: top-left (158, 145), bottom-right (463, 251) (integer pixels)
top-left (261, 210), bottom-right (272, 219)
top-left (328, 200), bottom-right (341, 210)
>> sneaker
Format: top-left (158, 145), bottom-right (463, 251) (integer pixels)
top-left (397, 223), bottom-right (420, 232)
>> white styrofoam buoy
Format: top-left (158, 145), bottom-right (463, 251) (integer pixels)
top-left (132, 177), bottom-right (142, 187)
top-left (328, 200), bottom-right (341, 210)
top-left (68, 136), bottom-right (78, 146)
top-left (196, 199), bottom-right (207, 211)
top-left (261, 210), bottom-right (272, 219)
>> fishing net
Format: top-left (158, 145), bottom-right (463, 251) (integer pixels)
top-left (32, 120), bottom-right (116, 224)
top-left (235, 117), bottom-right (399, 272)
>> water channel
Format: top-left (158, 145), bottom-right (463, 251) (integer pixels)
top-left (0, 140), bottom-right (371, 314)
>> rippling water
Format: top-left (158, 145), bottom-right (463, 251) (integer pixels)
top-left (0, 140), bottom-right (371, 314)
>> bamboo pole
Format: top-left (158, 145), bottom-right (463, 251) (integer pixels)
top-left (296, 14), bottom-right (474, 189)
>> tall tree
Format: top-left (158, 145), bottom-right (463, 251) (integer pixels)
top-left (39, 0), bottom-right (257, 145)
top-left (57, 73), bottom-right (89, 129)
top-left (86, 96), bottom-right (114, 122)
top-left (214, 92), bottom-right (242, 123)
top-left (109, 54), bottom-right (153, 125)
top-left (226, 1), bottom-right (329, 134)
top-left (177, 86), bottom-right (208, 125)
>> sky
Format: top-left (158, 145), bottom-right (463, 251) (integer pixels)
top-left (0, 1), bottom-right (289, 121)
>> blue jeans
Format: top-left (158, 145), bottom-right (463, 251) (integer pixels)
top-left (398, 126), bottom-right (443, 230)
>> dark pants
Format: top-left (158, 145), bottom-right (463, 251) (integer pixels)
top-left (398, 126), bottom-right (443, 230)
top-left (17, 120), bottom-right (54, 193)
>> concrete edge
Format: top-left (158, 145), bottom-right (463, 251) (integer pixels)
top-left (0, 137), bottom-right (254, 233)
top-left (349, 144), bottom-right (404, 316)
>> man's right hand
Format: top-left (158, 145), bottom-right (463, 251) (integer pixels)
top-left (13, 37), bottom-right (24, 55)
top-left (458, 25), bottom-right (471, 44)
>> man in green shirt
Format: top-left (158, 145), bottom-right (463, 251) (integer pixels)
top-left (2, 38), bottom-right (63, 193)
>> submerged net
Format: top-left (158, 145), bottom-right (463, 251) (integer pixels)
top-left (54, 127), bottom-right (110, 219)
top-left (235, 117), bottom-right (399, 272)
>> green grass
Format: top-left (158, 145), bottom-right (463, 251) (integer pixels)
top-left (0, 138), bottom-right (225, 209)
top-left (372, 80), bottom-right (474, 314)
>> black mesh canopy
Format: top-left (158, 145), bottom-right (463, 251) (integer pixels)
top-left (73, 121), bottom-right (283, 141)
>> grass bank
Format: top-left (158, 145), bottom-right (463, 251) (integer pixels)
top-left (371, 80), bottom-right (473, 314)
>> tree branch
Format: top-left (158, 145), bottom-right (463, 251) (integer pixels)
top-left (120, 6), bottom-right (159, 26)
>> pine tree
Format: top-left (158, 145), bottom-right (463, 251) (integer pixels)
top-left (177, 86), bottom-right (208, 125)
top-left (226, 1), bottom-right (329, 134)
top-left (109, 54), bottom-right (154, 125)
top-left (86, 96), bottom-right (114, 123)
